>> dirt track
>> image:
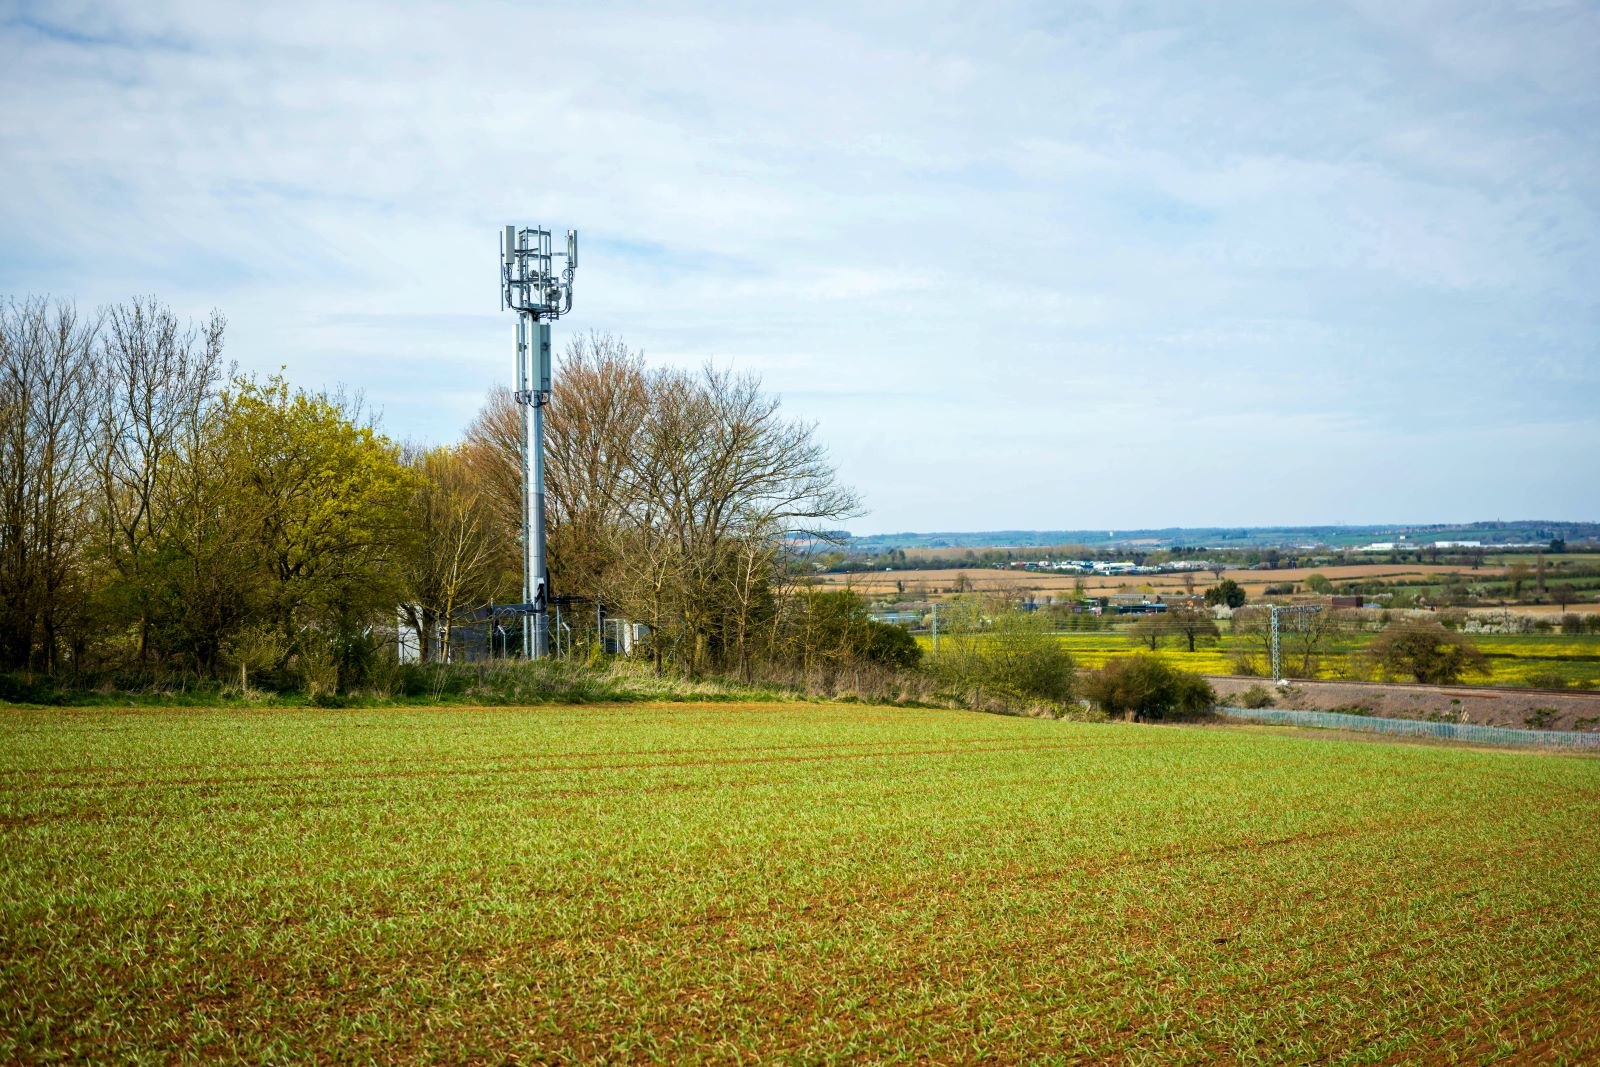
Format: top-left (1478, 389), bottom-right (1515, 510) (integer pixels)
top-left (1208, 676), bottom-right (1600, 731)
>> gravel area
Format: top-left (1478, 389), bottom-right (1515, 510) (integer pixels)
top-left (1207, 675), bottom-right (1600, 732)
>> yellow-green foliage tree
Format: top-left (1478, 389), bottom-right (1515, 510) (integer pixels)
top-left (216, 376), bottom-right (416, 684)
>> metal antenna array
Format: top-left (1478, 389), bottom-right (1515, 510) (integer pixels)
top-left (501, 224), bottom-right (578, 659)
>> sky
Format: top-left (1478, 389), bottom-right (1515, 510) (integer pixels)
top-left (2, 1), bottom-right (1597, 533)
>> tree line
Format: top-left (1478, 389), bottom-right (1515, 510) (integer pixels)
top-left (2, 297), bottom-right (924, 694)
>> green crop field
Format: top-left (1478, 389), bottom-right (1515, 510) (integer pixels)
top-left (3, 704), bottom-right (1598, 1063)
top-left (919, 630), bottom-right (1600, 688)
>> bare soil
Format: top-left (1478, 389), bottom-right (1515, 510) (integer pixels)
top-left (819, 563), bottom-right (1510, 597)
top-left (1207, 676), bottom-right (1600, 731)
top-left (1473, 602), bottom-right (1600, 615)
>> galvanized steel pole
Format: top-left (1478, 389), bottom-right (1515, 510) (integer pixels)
top-left (502, 224), bottom-right (576, 660)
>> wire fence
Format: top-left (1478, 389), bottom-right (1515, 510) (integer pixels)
top-left (1217, 706), bottom-right (1600, 750)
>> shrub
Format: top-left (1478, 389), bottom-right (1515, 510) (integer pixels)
top-left (1235, 683), bottom-right (1276, 709)
top-left (1231, 652), bottom-right (1261, 677)
top-left (222, 623), bottom-right (286, 694)
top-left (1524, 708), bottom-right (1558, 730)
top-left (294, 639), bottom-right (340, 702)
top-left (859, 620), bottom-right (921, 670)
top-left (934, 602), bottom-right (1075, 706)
top-left (1082, 655), bottom-right (1215, 722)
top-left (1522, 672), bottom-right (1568, 690)
top-left (791, 590), bottom-right (923, 670)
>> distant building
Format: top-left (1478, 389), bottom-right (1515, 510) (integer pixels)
top-left (869, 610), bottom-right (923, 627)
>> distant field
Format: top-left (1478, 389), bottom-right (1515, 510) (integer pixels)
top-left (920, 631), bottom-right (1600, 688)
top-left (821, 562), bottom-right (1512, 598)
top-left (4, 704), bottom-right (1599, 1061)
top-left (1492, 602), bottom-right (1600, 616)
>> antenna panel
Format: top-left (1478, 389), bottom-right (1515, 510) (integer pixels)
top-left (516, 317), bottom-right (528, 392)
top-left (536, 322), bottom-right (552, 394)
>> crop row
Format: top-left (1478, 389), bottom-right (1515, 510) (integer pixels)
top-left (3, 703), bottom-right (1598, 1062)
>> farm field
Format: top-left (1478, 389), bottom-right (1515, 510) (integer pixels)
top-left (4, 703), bottom-right (1599, 1062)
top-left (921, 631), bottom-right (1600, 689)
top-left (819, 562), bottom-right (1512, 598)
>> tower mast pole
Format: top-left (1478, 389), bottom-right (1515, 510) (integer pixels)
top-left (502, 224), bottom-right (576, 660)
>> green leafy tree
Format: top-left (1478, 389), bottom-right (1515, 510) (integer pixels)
top-left (1369, 618), bottom-right (1490, 684)
top-left (1082, 655), bottom-right (1215, 722)
top-left (216, 376), bottom-right (416, 682)
top-left (1204, 579), bottom-right (1247, 609)
top-left (144, 382), bottom-right (263, 675)
top-left (1305, 572), bottom-right (1333, 594)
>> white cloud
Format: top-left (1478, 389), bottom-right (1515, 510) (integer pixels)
top-left (2, 0), bottom-right (1596, 529)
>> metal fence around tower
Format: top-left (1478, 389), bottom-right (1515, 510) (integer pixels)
top-left (1217, 706), bottom-right (1600, 750)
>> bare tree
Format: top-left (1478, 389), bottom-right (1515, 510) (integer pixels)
top-left (1282, 608), bottom-right (1345, 677)
top-left (90, 298), bottom-right (226, 663)
top-left (672, 366), bottom-right (859, 672)
top-left (1167, 603), bottom-right (1220, 653)
top-left (544, 334), bottom-right (650, 601)
top-left (151, 341), bottom-right (260, 675)
top-left (400, 446), bottom-right (507, 661)
top-left (1127, 613), bottom-right (1169, 650)
top-left (0, 298), bottom-right (100, 670)
top-left (1235, 605), bottom-right (1345, 677)
top-left (463, 333), bottom-right (651, 608)
top-left (464, 340), bottom-right (859, 676)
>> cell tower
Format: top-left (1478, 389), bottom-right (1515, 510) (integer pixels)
top-left (501, 224), bottom-right (578, 659)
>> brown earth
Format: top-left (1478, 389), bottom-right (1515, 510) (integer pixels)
top-left (1474, 602), bottom-right (1600, 615)
top-left (1207, 676), bottom-right (1600, 732)
top-left (819, 563), bottom-right (1510, 598)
